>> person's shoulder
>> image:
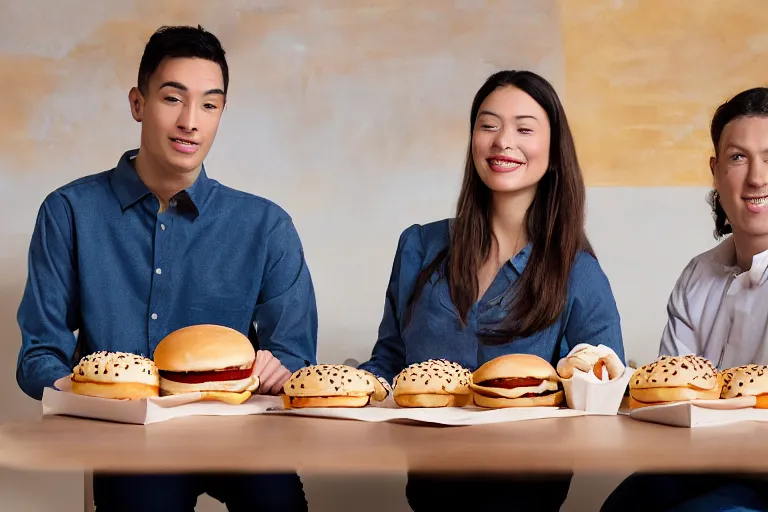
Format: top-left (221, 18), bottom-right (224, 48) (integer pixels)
top-left (40, 170), bottom-right (113, 210)
top-left (673, 237), bottom-right (734, 290)
top-left (213, 183), bottom-right (294, 224)
top-left (395, 218), bottom-right (451, 258)
top-left (570, 249), bottom-right (607, 280)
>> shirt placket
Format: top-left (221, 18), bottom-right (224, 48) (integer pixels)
top-left (147, 203), bottom-right (175, 354)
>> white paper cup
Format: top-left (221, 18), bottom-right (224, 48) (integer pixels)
top-left (561, 366), bottom-right (632, 415)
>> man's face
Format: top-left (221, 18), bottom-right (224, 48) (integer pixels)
top-left (130, 57), bottom-right (226, 175)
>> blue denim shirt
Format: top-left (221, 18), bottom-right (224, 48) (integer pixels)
top-left (358, 220), bottom-right (625, 383)
top-left (16, 149), bottom-right (318, 400)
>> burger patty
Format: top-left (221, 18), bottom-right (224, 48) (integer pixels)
top-left (476, 377), bottom-right (544, 389)
top-left (160, 367), bottom-right (253, 384)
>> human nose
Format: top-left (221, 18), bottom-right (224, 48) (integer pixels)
top-left (746, 158), bottom-right (768, 188)
top-left (176, 102), bottom-right (198, 133)
top-left (492, 125), bottom-right (515, 151)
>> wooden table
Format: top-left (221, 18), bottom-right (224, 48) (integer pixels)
top-left (1, 414), bottom-right (768, 474)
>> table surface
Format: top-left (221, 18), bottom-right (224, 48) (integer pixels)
top-left (2, 413), bottom-right (768, 474)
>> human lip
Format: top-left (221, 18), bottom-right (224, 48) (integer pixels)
top-left (744, 195), bottom-right (768, 213)
top-left (487, 155), bottom-right (525, 172)
top-left (169, 137), bottom-right (199, 154)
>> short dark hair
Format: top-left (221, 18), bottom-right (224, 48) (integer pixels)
top-left (708, 87), bottom-right (768, 238)
top-left (137, 25), bottom-right (229, 95)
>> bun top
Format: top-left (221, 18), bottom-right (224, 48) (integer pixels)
top-left (153, 324), bottom-right (255, 372)
top-left (393, 359), bottom-right (471, 395)
top-left (630, 355), bottom-right (717, 391)
top-left (472, 354), bottom-right (558, 383)
top-left (283, 364), bottom-right (375, 397)
top-left (720, 364), bottom-right (768, 398)
top-left (72, 351), bottom-right (159, 386)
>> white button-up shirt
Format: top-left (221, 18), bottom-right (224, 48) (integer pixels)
top-left (660, 236), bottom-right (768, 369)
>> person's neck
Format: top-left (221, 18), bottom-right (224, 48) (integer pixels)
top-left (133, 149), bottom-right (200, 211)
top-left (733, 232), bottom-right (768, 271)
top-left (489, 189), bottom-right (533, 262)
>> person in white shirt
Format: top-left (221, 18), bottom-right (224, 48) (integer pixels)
top-left (602, 88), bottom-right (768, 512)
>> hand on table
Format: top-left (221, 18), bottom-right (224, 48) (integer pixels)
top-left (252, 350), bottom-right (292, 395)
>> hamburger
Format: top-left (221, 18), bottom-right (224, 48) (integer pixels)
top-left (282, 364), bottom-right (388, 408)
top-left (152, 324), bottom-right (259, 405)
top-left (71, 351), bottom-right (160, 399)
top-left (556, 343), bottom-right (625, 381)
top-left (393, 359), bottom-right (472, 408)
top-left (469, 354), bottom-right (564, 408)
top-left (720, 364), bottom-right (768, 408)
top-left (628, 355), bottom-right (721, 409)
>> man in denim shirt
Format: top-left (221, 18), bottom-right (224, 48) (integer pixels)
top-left (15, 25), bottom-right (316, 511)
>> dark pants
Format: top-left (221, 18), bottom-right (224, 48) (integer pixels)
top-left (601, 473), bottom-right (768, 512)
top-left (406, 472), bottom-right (573, 512)
top-left (93, 472), bottom-right (307, 512)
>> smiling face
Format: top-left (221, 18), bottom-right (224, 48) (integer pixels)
top-left (129, 57), bottom-right (226, 176)
top-left (471, 85), bottom-right (551, 196)
top-left (711, 115), bottom-right (768, 241)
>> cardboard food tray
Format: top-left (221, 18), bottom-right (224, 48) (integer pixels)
top-left (629, 396), bottom-right (768, 428)
top-left (41, 377), bottom-right (282, 425)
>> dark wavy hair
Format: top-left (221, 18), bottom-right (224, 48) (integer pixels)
top-left (406, 70), bottom-right (592, 345)
top-left (708, 87), bottom-right (768, 238)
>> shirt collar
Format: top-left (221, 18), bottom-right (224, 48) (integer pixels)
top-left (509, 243), bottom-right (532, 274)
top-left (110, 149), bottom-right (214, 216)
top-left (711, 236), bottom-right (768, 287)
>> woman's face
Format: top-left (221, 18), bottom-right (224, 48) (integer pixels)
top-left (472, 86), bottom-right (551, 195)
top-left (712, 115), bottom-right (768, 240)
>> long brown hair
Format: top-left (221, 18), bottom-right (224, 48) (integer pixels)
top-left (407, 70), bottom-right (593, 345)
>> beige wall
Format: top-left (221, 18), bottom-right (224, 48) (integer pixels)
top-left (0, 1), bottom-right (760, 510)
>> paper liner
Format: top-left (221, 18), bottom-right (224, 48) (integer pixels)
top-left (41, 376), bottom-right (282, 425)
top-left (627, 396), bottom-right (768, 428)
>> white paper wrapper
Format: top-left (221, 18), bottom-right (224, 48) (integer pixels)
top-left (628, 396), bottom-right (768, 428)
top-left (42, 376), bottom-right (282, 425)
top-left (560, 366), bottom-right (633, 415)
top-left (266, 399), bottom-right (585, 426)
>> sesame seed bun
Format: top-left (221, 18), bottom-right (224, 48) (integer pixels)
top-left (470, 354), bottom-right (563, 408)
top-left (282, 364), bottom-right (386, 408)
top-left (628, 355), bottom-right (721, 407)
top-left (393, 359), bottom-right (472, 408)
top-left (71, 351), bottom-right (159, 400)
top-left (720, 365), bottom-right (768, 408)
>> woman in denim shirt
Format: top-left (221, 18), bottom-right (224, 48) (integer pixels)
top-left (358, 70), bottom-right (625, 512)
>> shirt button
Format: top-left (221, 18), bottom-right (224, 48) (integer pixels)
top-left (155, 268), bottom-right (162, 275)
top-left (151, 313), bottom-right (158, 320)
top-left (160, 224), bottom-right (166, 231)
top-left (170, 199), bottom-right (177, 208)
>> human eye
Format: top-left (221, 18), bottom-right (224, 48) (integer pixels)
top-left (164, 96), bottom-right (181, 104)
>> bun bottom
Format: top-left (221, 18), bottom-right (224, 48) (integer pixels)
top-left (71, 380), bottom-right (159, 400)
top-left (630, 386), bottom-right (720, 403)
top-left (473, 390), bottom-right (564, 408)
top-left (394, 393), bottom-right (470, 408)
top-left (627, 396), bottom-right (673, 410)
top-left (283, 395), bottom-right (371, 408)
